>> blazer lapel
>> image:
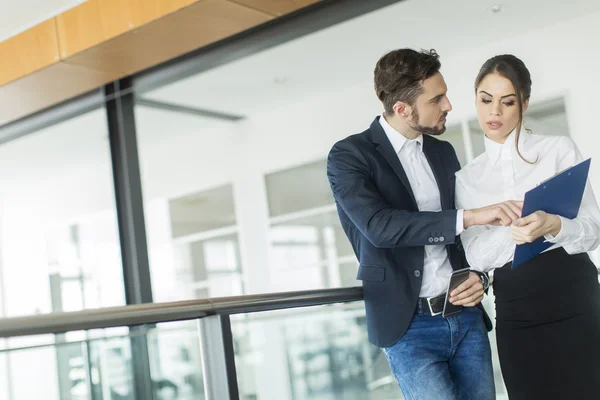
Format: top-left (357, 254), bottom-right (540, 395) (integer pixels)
top-left (422, 135), bottom-right (451, 210)
top-left (369, 118), bottom-right (418, 208)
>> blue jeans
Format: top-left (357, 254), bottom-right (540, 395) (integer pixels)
top-left (382, 305), bottom-right (495, 400)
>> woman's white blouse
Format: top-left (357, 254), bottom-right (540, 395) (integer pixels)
top-left (455, 131), bottom-right (600, 272)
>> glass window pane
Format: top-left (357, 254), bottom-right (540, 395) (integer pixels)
top-left (266, 160), bottom-right (334, 217)
top-left (468, 119), bottom-right (486, 159)
top-left (0, 108), bottom-right (125, 399)
top-left (0, 108), bottom-right (124, 317)
top-left (174, 234), bottom-right (244, 299)
top-left (135, 103), bottom-right (244, 302)
top-left (169, 185), bottom-right (236, 238)
top-left (339, 260), bottom-right (360, 288)
top-left (442, 124), bottom-right (467, 167)
top-left (526, 98), bottom-right (569, 136)
top-left (266, 158), bottom-right (356, 291)
top-left (4, 343), bottom-right (61, 400)
top-left (269, 211), bottom-right (355, 291)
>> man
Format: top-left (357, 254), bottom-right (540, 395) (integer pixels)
top-left (326, 49), bottom-right (522, 399)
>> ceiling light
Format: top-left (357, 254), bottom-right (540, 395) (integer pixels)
top-left (274, 76), bottom-right (289, 85)
top-left (491, 4), bottom-right (503, 13)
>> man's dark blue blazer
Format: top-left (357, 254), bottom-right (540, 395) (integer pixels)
top-left (327, 117), bottom-right (492, 348)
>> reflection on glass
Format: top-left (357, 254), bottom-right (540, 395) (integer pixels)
top-left (173, 233), bottom-right (244, 299)
top-left (134, 103), bottom-right (242, 303)
top-left (231, 303), bottom-right (402, 400)
top-left (147, 323), bottom-right (205, 400)
top-left (45, 212), bottom-right (126, 343)
top-left (143, 182), bottom-right (243, 303)
top-left (269, 211), bottom-right (355, 291)
top-left (88, 336), bottom-right (135, 400)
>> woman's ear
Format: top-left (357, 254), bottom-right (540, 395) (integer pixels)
top-left (522, 99), bottom-right (529, 113)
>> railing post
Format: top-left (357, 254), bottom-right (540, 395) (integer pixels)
top-left (197, 315), bottom-right (240, 400)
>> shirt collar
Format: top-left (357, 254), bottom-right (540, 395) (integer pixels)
top-left (379, 114), bottom-right (423, 154)
top-left (484, 128), bottom-right (527, 165)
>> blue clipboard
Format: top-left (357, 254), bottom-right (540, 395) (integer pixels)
top-left (512, 158), bottom-right (591, 268)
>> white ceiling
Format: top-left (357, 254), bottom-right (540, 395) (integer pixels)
top-left (0, 0), bottom-right (85, 42)
top-left (142, 0), bottom-right (600, 118)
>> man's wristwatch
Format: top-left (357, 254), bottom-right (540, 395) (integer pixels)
top-left (474, 271), bottom-right (490, 291)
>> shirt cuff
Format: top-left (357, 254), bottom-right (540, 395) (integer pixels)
top-left (544, 216), bottom-right (571, 243)
top-left (455, 209), bottom-right (465, 236)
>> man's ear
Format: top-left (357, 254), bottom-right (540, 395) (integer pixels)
top-left (392, 101), bottom-right (409, 118)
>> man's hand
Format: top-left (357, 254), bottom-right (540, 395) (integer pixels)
top-left (511, 211), bottom-right (561, 244)
top-left (448, 272), bottom-right (485, 307)
top-left (463, 200), bottom-right (523, 228)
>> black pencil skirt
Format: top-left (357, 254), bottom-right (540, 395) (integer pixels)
top-left (493, 248), bottom-right (600, 400)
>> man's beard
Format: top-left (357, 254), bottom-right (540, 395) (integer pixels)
top-left (408, 107), bottom-right (447, 136)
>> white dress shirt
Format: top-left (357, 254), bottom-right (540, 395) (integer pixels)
top-left (379, 115), bottom-right (464, 297)
top-left (456, 130), bottom-right (600, 273)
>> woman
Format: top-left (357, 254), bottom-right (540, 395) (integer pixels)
top-left (455, 54), bottom-right (600, 399)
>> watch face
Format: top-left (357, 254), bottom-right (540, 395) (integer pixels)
top-left (479, 275), bottom-right (488, 288)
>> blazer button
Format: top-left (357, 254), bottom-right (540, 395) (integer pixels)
top-left (434, 237), bottom-right (440, 243)
top-left (439, 236), bottom-right (445, 242)
top-left (414, 270), bottom-right (421, 278)
top-left (428, 237), bottom-right (434, 243)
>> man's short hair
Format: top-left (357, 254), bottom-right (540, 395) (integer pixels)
top-left (374, 49), bottom-right (441, 115)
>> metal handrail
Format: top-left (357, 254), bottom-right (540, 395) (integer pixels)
top-left (0, 287), bottom-right (363, 338)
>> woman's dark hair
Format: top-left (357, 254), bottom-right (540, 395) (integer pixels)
top-left (475, 54), bottom-right (536, 164)
top-left (374, 49), bottom-right (441, 115)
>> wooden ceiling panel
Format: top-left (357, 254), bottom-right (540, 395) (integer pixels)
top-left (0, 63), bottom-right (119, 126)
top-left (229, 0), bottom-right (320, 16)
top-left (0, 19), bottom-right (60, 86)
top-left (62, 0), bottom-right (273, 76)
top-left (55, 0), bottom-right (198, 58)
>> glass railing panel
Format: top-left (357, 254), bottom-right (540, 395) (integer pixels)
top-left (147, 321), bottom-right (206, 400)
top-left (0, 339), bottom-right (103, 400)
top-left (230, 302), bottom-right (403, 400)
top-left (0, 322), bottom-right (206, 400)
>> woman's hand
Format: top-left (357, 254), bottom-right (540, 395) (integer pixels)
top-left (511, 211), bottom-right (562, 244)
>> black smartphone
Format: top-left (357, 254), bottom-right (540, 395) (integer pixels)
top-left (442, 268), bottom-right (471, 317)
